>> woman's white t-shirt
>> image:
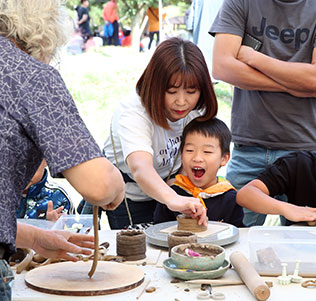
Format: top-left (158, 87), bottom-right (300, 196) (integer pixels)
top-left (103, 91), bottom-right (201, 201)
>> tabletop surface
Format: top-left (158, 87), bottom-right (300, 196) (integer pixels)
top-left (12, 227), bottom-right (316, 301)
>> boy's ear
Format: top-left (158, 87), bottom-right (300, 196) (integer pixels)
top-left (220, 152), bottom-right (230, 167)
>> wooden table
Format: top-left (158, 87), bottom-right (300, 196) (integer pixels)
top-left (12, 228), bottom-right (316, 301)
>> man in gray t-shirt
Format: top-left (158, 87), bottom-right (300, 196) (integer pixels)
top-left (210, 0), bottom-right (316, 226)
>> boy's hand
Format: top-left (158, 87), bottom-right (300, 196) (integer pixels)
top-left (46, 200), bottom-right (66, 222)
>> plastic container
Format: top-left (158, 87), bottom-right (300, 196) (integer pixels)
top-left (17, 218), bottom-right (55, 229)
top-left (52, 214), bottom-right (93, 234)
top-left (248, 226), bottom-right (316, 276)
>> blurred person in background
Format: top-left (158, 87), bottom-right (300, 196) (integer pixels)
top-left (103, 0), bottom-right (119, 46)
top-left (77, 0), bottom-right (91, 41)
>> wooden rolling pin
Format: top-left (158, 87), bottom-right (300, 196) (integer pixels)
top-left (230, 251), bottom-right (270, 301)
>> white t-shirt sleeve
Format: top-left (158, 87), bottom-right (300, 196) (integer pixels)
top-left (117, 93), bottom-right (154, 161)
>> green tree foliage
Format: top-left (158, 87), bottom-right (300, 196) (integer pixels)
top-left (118, 0), bottom-right (190, 24)
top-left (67, 0), bottom-right (190, 28)
top-left (67, 0), bottom-right (190, 47)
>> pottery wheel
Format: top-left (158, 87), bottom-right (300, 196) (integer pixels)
top-left (145, 221), bottom-right (239, 248)
top-left (25, 261), bottom-right (144, 296)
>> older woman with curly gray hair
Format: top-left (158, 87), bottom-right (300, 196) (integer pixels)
top-left (0, 1), bottom-right (124, 299)
top-left (0, 0), bottom-right (70, 61)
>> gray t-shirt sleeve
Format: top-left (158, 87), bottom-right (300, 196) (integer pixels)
top-left (209, 0), bottom-right (246, 37)
top-left (25, 67), bottom-right (102, 177)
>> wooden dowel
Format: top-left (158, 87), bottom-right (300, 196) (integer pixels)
top-left (88, 205), bottom-right (99, 278)
top-left (230, 251), bottom-right (270, 301)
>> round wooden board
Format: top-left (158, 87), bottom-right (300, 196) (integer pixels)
top-left (25, 261), bottom-right (145, 296)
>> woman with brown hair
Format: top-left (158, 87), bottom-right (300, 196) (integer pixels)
top-left (102, 37), bottom-right (218, 229)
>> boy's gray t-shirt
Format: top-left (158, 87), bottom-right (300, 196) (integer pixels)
top-left (210, 0), bottom-right (316, 150)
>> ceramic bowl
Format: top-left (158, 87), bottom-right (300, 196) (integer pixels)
top-left (171, 243), bottom-right (225, 271)
top-left (163, 258), bottom-right (230, 280)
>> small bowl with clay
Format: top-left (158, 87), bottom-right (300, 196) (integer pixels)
top-left (171, 243), bottom-right (225, 271)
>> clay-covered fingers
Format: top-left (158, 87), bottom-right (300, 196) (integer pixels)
top-left (180, 198), bottom-right (207, 226)
top-left (191, 206), bottom-right (207, 226)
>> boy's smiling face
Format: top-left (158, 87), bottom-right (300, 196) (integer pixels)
top-left (181, 132), bottom-right (230, 189)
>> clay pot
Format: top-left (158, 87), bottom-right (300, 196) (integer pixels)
top-left (171, 243), bottom-right (225, 271)
top-left (168, 231), bottom-right (197, 257)
top-left (177, 214), bottom-right (208, 232)
top-left (116, 230), bottom-right (146, 261)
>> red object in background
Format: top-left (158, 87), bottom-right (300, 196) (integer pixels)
top-left (118, 29), bottom-right (124, 39)
top-left (121, 35), bottom-right (132, 47)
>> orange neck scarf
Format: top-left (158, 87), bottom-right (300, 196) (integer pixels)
top-left (173, 175), bottom-right (236, 209)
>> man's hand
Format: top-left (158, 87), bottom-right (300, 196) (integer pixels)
top-left (237, 45), bottom-right (255, 65)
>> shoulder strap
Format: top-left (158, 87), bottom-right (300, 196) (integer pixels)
top-left (149, 7), bottom-right (159, 21)
top-left (166, 149), bottom-right (180, 182)
top-left (110, 119), bottom-right (133, 226)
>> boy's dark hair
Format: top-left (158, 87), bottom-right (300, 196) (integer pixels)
top-left (180, 117), bottom-right (231, 155)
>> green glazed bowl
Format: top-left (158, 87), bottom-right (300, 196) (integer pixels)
top-left (163, 258), bottom-right (230, 280)
top-left (171, 243), bottom-right (225, 271)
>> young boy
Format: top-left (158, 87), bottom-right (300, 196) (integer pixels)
top-left (237, 151), bottom-right (316, 225)
top-left (153, 118), bottom-right (244, 227)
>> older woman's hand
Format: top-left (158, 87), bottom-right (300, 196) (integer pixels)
top-left (31, 229), bottom-right (95, 261)
top-left (17, 223), bottom-right (94, 261)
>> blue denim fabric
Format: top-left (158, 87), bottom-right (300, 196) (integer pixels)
top-left (0, 260), bottom-right (14, 301)
top-left (80, 200), bottom-right (94, 214)
top-left (226, 144), bottom-right (294, 226)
